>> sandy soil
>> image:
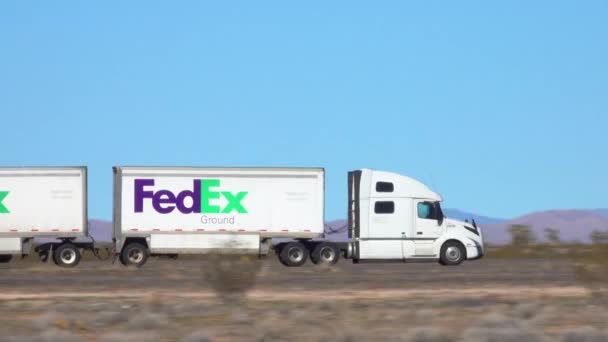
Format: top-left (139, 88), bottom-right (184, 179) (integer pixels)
top-left (0, 256), bottom-right (607, 341)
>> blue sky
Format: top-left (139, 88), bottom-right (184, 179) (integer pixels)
top-left (1, 1), bottom-right (607, 220)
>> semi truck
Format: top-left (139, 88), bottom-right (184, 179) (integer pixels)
top-left (113, 166), bottom-right (484, 267)
top-left (0, 167), bottom-right (90, 267)
top-left (0, 166), bottom-right (484, 268)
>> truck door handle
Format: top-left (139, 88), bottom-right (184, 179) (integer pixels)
top-left (417, 232), bottom-right (423, 235)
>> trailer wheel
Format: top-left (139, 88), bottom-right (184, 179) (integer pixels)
top-left (439, 241), bottom-right (465, 266)
top-left (0, 255), bottom-right (13, 263)
top-left (279, 242), bottom-right (308, 267)
top-left (121, 242), bottom-right (149, 268)
top-left (53, 243), bottom-right (81, 268)
top-left (311, 243), bottom-right (339, 265)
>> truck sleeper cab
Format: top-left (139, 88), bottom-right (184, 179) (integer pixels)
top-left (349, 169), bottom-right (484, 265)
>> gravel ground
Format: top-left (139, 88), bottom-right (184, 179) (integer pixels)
top-left (0, 256), bottom-right (606, 341)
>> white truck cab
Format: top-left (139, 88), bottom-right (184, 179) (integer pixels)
top-left (348, 169), bottom-right (484, 265)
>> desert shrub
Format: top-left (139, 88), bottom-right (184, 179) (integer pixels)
top-left (100, 332), bottom-right (159, 342)
top-left (511, 302), bottom-right (540, 320)
top-left (255, 328), bottom-right (284, 342)
top-left (569, 238), bottom-right (608, 291)
top-left (559, 326), bottom-right (608, 342)
top-left (509, 224), bottom-right (536, 246)
top-left (590, 231), bottom-right (608, 245)
top-left (403, 327), bottom-right (450, 342)
top-left (33, 311), bottom-right (73, 331)
top-left (414, 308), bottom-right (435, 322)
top-left (201, 253), bottom-right (261, 304)
top-left (545, 228), bottom-right (561, 245)
top-left (36, 329), bottom-right (80, 342)
top-left (181, 330), bottom-right (213, 342)
top-left (126, 312), bottom-right (168, 330)
top-left (460, 313), bottom-right (542, 342)
top-left (89, 310), bottom-right (129, 328)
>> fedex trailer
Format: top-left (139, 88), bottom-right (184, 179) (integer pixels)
top-left (0, 167), bottom-right (89, 267)
top-left (113, 166), bottom-right (484, 267)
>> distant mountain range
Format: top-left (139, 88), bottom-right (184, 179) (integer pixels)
top-left (592, 208), bottom-right (608, 218)
top-left (442, 209), bottom-right (506, 224)
top-left (87, 208), bottom-right (608, 245)
top-left (478, 209), bottom-right (608, 244)
top-left (89, 219), bottom-right (112, 242)
top-left (324, 208), bottom-right (608, 244)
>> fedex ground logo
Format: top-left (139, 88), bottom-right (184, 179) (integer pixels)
top-left (134, 179), bottom-right (248, 214)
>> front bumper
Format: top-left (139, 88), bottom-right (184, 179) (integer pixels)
top-left (466, 244), bottom-right (484, 260)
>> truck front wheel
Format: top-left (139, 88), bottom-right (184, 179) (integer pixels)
top-left (53, 243), bottom-right (81, 268)
top-left (439, 241), bottom-right (466, 266)
top-left (121, 242), bottom-right (149, 268)
top-left (311, 243), bottom-right (339, 265)
top-left (279, 242), bottom-right (308, 267)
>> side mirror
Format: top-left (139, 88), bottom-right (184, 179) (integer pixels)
top-left (434, 202), bottom-right (444, 226)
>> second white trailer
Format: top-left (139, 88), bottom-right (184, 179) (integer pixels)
top-left (0, 167), bottom-right (88, 266)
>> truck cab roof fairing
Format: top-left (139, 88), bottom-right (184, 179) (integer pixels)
top-left (359, 169), bottom-right (442, 201)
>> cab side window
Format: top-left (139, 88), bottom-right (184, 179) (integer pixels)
top-left (375, 201), bottom-right (395, 214)
top-left (417, 202), bottom-right (437, 220)
top-left (376, 182), bottom-right (394, 193)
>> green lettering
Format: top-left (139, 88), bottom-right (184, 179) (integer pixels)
top-left (0, 191), bottom-right (9, 214)
top-left (201, 179), bottom-right (220, 213)
top-left (222, 191), bottom-right (248, 213)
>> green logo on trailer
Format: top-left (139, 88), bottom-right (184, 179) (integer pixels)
top-left (0, 191), bottom-right (9, 214)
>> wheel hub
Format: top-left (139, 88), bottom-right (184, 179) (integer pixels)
top-left (320, 247), bottom-right (335, 262)
top-left (60, 249), bottom-right (76, 264)
top-left (288, 247), bottom-right (303, 263)
top-left (446, 246), bottom-right (461, 261)
top-left (129, 249), bottom-right (144, 263)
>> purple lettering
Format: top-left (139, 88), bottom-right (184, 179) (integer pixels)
top-left (134, 179), bottom-right (155, 213)
top-left (176, 180), bottom-right (201, 214)
top-left (134, 179), bottom-right (202, 214)
top-left (153, 190), bottom-right (176, 214)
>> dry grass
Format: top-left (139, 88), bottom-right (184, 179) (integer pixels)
top-left (1, 251), bottom-right (608, 340)
top-left (0, 290), bottom-right (607, 341)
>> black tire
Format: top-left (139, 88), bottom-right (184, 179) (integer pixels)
top-left (0, 255), bottom-right (13, 263)
top-left (310, 243), bottom-right (340, 265)
top-left (53, 243), bottom-right (81, 268)
top-left (121, 242), bottom-right (149, 268)
top-left (439, 241), bottom-right (466, 266)
top-left (275, 244), bottom-right (288, 266)
top-left (279, 242), bottom-right (308, 267)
